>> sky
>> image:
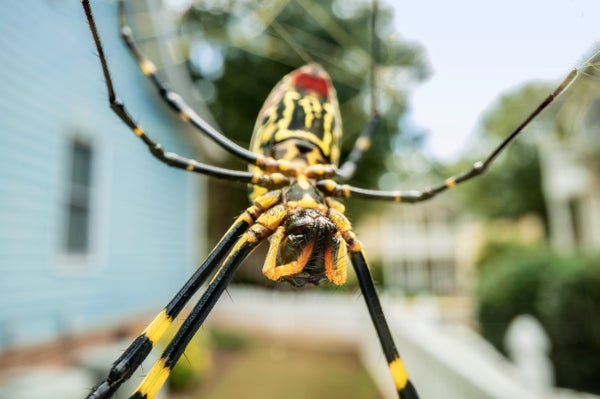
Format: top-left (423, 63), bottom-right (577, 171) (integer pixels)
top-left (390, 0), bottom-right (600, 161)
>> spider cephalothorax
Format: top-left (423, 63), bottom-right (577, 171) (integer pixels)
top-left (262, 178), bottom-right (347, 287)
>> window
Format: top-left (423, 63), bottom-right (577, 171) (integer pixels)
top-left (63, 139), bottom-right (94, 254)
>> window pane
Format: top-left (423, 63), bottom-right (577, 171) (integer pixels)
top-left (71, 142), bottom-right (93, 186)
top-left (66, 204), bottom-right (89, 253)
top-left (63, 139), bottom-right (93, 255)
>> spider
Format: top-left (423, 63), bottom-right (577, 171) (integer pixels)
top-left (81, 1), bottom-right (579, 398)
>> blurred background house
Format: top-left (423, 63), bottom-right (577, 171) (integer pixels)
top-left (0, 0), bottom-right (209, 367)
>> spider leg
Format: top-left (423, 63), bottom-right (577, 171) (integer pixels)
top-left (323, 230), bottom-right (348, 285)
top-left (128, 204), bottom-right (288, 399)
top-left (263, 225), bottom-right (316, 281)
top-left (350, 248), bottom-right (419, 399)
top-left (327, 207), bottom-right (418, 398)
top-left (82, 1), bottom-right (282, 184)
top-left (116, 0), bottom-right (259, 165)
top-left (86, 191), bottom-right (283, 399)
top-left (128, 235), bottom-right (256, 399)
top-left (322, 66), bottom-right (578, 203)
top-left (336, 0), bottom-right (380, 181)
top-left (336, 115), bottom-right (379, 181)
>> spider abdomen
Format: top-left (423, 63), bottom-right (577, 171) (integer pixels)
top-left (250, 64), bottom-right (342, 164)
top-left (248, 64), bottom-right (342, 200)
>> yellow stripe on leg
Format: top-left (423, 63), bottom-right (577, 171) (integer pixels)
top-left (143, 309), bottom-right (172, 344)
top-left (445, 177), bottom-right (457, 188)
top-left (355, 136), bottom-right (371, 151)
top-left (389, 357), bottom-right (409, 390)
top-left (140, 59), bottom-right (157, 76)
top-left (133, 357), bottom-right (170, 399)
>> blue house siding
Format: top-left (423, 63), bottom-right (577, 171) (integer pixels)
top-left (0, 1), bottom-right (206, 348)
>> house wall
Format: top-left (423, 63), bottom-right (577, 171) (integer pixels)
top-left (0, 1), bottom-right (206, 349)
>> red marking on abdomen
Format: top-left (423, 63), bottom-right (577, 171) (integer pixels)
top-left (292, 71), bottom-right (330, 98)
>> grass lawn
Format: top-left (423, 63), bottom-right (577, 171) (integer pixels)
top-left (179, 333), bottom-right (382, 399)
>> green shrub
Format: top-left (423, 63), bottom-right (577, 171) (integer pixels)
top-left (538, 255), bottom-right (600, 393)
top-left (476, 244), bottom-right (554, 352)
top-left (476, 244), bottom-right (600, 394)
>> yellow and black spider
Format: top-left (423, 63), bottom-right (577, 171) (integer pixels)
top-left (81, 1), bottom-right (579, 398)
